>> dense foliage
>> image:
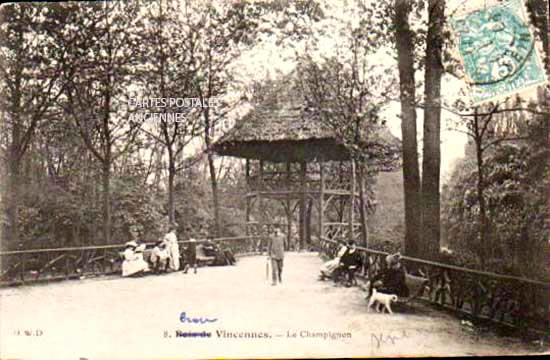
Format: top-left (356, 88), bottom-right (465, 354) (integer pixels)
top-left (443, 127), bottom-right (550, 280)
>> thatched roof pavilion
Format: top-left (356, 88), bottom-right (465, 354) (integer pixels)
top-left (212, 76), bottom-right (400, 249)
top-left (213, 105), bottom-right (350, 162)
top-left (213, 75), bottom-right (400, 164)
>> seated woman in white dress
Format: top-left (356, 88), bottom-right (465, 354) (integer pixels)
top-left (122, 241), bottom-right (150, 277)
top-left (319, 240), bottom-right (348, 280)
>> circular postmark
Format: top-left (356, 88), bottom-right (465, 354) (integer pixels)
top-left (453, 4), bottom-right (535, 86)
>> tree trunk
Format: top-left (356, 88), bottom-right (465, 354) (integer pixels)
top-left (358, 162), bottom-right (369, 248)
top-left (204, 111), bottom-right (221, 237)
top-left (3, 59), bottom-right (23, 252)
top-left (476, 153), bottom-right (488, 270)
top-left (207, 151), bottom-right (221, 237)
top-left (167, 149), bottom-right (176, 224)
top-left (421, 0), bottom-right (445, 260)
top-left (395, 0), bottom-right (422, 258)
top-left (348, 159), bottom-right (356, 242)
top-left (101, 161), bottom-right (111, 245)
top-left (528, 0), bottom-right (550, 146)
top-left (474, 109), bottom-right (488, 270)
top-left (5, 149), bottom-right (21, 251)
top-left (102, 80), bottom-right (112, 245)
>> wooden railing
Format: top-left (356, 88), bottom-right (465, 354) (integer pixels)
top-left (318, 237), bottom-right (550, 335)
top-left (0, 236), bottom-right (266, 287)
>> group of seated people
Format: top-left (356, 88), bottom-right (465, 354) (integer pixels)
top-left (319, 240), bottom-right (410, 298)
top-left (121, 236), bottom-right (237, 277)
top-left (121, 239), bottom-right (177, 277)
top-left (196, 239), bottom-right (237, 266)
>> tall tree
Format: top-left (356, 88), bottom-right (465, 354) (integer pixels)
top-left (421, 0), bottom-right (446, 259)
top-left (394, 0), bottom-right (422, 257)
top-left (189, 1), bottom-right (261, 236)
top-left (59, 1), bottom-right (143, 244)
top-left (137, 0), bottom-right (202, 225)
top-left (0, 4), bottom-right (69, 250)
top-left (527, 0), bottom-right (550, 146)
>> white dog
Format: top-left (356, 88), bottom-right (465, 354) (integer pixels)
top-left (367, 289), bottom-right (398, 314)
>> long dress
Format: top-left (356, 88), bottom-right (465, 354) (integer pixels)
top-left (122, 248), bottom-right (150, 277)
top-left (320, 245), bottom-right (348, 277)
top-left (164, 231), bottom-right (180, 271)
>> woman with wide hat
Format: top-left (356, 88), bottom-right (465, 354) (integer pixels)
top-left (122, 241), bottom-right (150, 277)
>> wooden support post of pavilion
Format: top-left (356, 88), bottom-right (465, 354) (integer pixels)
top-left (259, 159), bottom-right (265, 239)
top-left (299, 161), bottom-right (307, 251)
top-left (319, 162), bottom-right (325, 241)
top-left (245, 159), bottom-right (250, 236)
top-left (286, 161), bottom-right (292, 250)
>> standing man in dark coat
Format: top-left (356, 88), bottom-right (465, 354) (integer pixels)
top-left (268, 226), bottom-right (285, 286)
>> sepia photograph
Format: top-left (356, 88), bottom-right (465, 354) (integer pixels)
top-left (0, 0), bottom-right (549, 358)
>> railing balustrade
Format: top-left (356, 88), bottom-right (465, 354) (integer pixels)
top-left (0, 236), bottom-right (265, 287)
top-left (318, 236), bottom-right (550, 335)
top-left (3, 235), bottom-right (547, 335)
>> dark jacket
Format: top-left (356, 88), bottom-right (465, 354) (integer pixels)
top-left (372, 264), bottom-right (409, 297)
top-left (340, 248), bottom-right (362, 268)
top-left (269, 234), bottom-right (285, 260)
top-left (186, 242), bottom-right (197, 262)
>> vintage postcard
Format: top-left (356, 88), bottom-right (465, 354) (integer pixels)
top-left (1, 0), bottom-right (549, 359)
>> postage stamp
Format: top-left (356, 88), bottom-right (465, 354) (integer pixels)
top-left (450, 0), bottom-right (548, 105)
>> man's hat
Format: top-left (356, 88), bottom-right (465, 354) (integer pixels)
top-left (385, 252), bottom-right (401, 266)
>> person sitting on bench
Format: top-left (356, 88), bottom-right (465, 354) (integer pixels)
top-left (122, 241), bottom-right (150, 277)
top-left (339, 240), bottom-right (363, 287)
top-left (319, 239), bottom-right (348, 280)
top-left (150, 240), bottom-right (170, 273)
top-left (222, 247), bottom-right (237, 265)
top-left (368, 252), bottom-right (409, 298)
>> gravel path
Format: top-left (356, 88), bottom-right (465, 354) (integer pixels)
top-left (0, 252), bottom-right (546, 359)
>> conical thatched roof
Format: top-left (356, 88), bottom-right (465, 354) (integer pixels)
top-left (213, 75), bottom-right (400, 165)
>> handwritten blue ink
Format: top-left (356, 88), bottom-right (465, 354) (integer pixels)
top-left (180, 312), bottom-right (218, 324)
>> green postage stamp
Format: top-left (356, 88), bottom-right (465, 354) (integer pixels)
top-left (450, 0), bottom-right (548, 105)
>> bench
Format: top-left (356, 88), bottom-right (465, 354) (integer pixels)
top-left (401, 273), bottom-right (430, 303)
top-left (195, 245), bottom-right (216, 266)
top-left (367, 273), bottom-right (430, 304)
